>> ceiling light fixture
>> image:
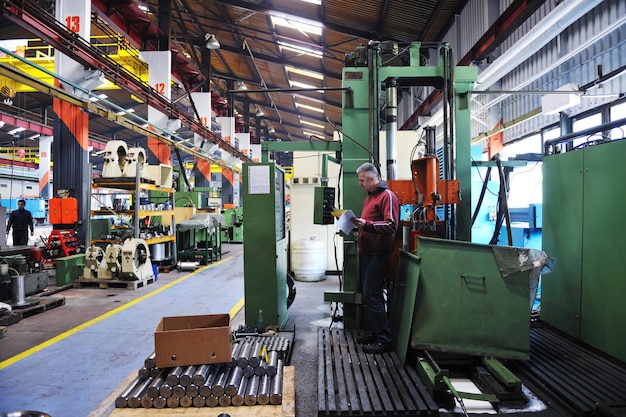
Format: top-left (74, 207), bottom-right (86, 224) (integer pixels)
top-left (255, 108), bottom-right (265, 117)
top-left (205, 34), bottom-right (220, 50)
top-left (235, 81), bottom-right (247, 90)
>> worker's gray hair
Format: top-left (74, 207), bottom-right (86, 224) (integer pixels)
top-left (356, 162), bottom-right (380, 181)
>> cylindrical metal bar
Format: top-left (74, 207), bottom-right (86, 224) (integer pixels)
top-left (150, 367), bottom-right (161, 378)
top-left (243, 365), bottom-right (255, 377)
top-left (254, 358), bottom-right (266, 376)
top-left (229, 342), bottom-right (242, 368)
top-left (186, 384), bottom-right (198, 397)
top-left (237, 341), bottom-right (253, 368)
top-left (198, 366), bottom-right (220, 397)
top-left (244, 375), bottom-right (260, 406)
top-left (266, 350), bottom-right (279, 377)
top-left (159, 383), bottom-right (173, 398)
top-left (144, 351), bottom-right (156, 369)
top-left (232, 375), bottom-right (249, 406)
top-left (192, 395), bottom-right (206, 407)
top-left (270, 359), bottom-right (284, 405)
top-left (172, 384), bottom-right (186, 398)
top-left (140, 395), bottom-right (153, 408)
top-left (115, 376), bottom-right (141, 408)
top-left (180, 395), bottom-right (193, 407)
top-left (205, 394), bottom-right (219, 407)
top-left (166, 396), bottom-right (179, 408)
top-left (153, 395), bottom-right (166, 409)
top-left (225, 366), bottom-right (244, 396)
top-left (166, 366), bottom-right (184, 386)
top-left (211, 367), bottom-right (231, 397)
top-left (147, 372), bottom-right (167, 398)
top-left (218, 394), bottom-right (232, 407)
top-left (257, 374), bottom-right (271, 405)
top-left (179, 365), bottom-right (196, 387)
top-left (138, 366), bottom-right (150, 380)
top-left (192, 364), bottom-right (212, 386)
top-left (128, 376), bottom-right (153, 408)
top-left (248, 341), bottom-right (261, 367)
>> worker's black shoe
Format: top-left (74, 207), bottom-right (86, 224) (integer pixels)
top-left (356, 332), bottom-right (376, 345)
top-left (363, 340), bottom-right (393, 354)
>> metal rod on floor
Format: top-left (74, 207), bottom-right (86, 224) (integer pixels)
top-left (257, 374), bottom-right (271, 405)
top-left (199, 366), bottom-right (220, 397)
top-left (211, 367), bottom-right (231, 397)
top-left (192, 364), bottom-right (212, 386)
top-left (152, 395), bottom-right (166, 409)
top-left (270, 359), bottom-right (284, 405)
top-left (232, 375), bottom-right (249, 406)
top-left (127, 376), bottom-right (153, 408)
top-left (225, 365), bottom-right (244, 396)
top-left (245, 375), bottom-right (260, 406)
top-left (115, 376), bottom-right (141, 408)
top-left (146, 371), bottom-right (167, 398)
top-left (179, 365), bottom-right (196, 387)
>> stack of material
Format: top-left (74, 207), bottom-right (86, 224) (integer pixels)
top-left (116, 336), bottom-right (289, 409)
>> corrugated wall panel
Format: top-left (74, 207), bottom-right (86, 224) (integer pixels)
top-left (499, 0), bottom-right (626, 142)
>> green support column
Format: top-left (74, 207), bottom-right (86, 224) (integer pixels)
top-left (454, 67), bottom-right (478, 242)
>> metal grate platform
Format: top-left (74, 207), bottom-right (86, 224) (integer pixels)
top-left (318, 328), bottom-right (438, 416)
top-left (517, 324), bottom-right (626, 416)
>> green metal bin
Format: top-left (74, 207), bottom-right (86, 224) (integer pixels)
top-left (409, 237), bottom-right (542, 360)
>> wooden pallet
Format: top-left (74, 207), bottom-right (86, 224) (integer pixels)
top-left (74, 277), bottom-right (154, 290)
top-left (318, 328), bottom-right (438, 416)
top-left (89, 366), bottom-right (296, 417)
top-left (0, 296), bottom-right (66, 326)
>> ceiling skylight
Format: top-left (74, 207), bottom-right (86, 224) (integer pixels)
top-left (287, 66), bottom-right (324, 80)
top-left (277, 41), bottom-right (323, 58)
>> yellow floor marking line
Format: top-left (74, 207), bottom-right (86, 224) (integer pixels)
top-left (0, 256), bottom-right (244, 370)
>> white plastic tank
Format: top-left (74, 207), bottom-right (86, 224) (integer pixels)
top-left (291, 236), bottom-right (326, 281)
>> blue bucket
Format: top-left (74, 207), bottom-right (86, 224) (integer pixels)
top-left (152, 264), bottom-right (158, 281)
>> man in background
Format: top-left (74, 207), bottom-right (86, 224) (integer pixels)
top-left (351, 162), bottom-right (399, 354)
top-left (7, 199), bottom-right (34, 246)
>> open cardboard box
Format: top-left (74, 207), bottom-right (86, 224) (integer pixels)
top-left (154, 314), bottom-right (231, 368)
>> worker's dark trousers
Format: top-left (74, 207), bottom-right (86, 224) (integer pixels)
top-left (360, 254), bottom-right (392, 343)
top-left (12, 230), bottom-right (28, 246)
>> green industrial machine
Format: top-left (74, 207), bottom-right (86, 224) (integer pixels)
top-left (242, 162), bottom-right (289, 329)
top-left (221, 207), bottom-right (243, 243)
top-left (542, 139), bottom-right (626, 363)
top-left (176, 214), bottom-right (222, 265)
top-left (324, 41), bottom-right (477, 328)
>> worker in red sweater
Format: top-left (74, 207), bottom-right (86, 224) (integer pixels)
top-left (351, 162), bottom-right (399, 354)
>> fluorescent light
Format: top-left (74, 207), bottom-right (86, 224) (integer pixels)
top-left (7, 127), bottom-right (25, 135)
top-left (289, 80), bottom-right (319, 90)
top-left (303, 130), bottom-right (325, 138)
top-left (296, 102), bottom-right (323, 113)
top-left (116, 108), bottom-right (136, 116)
top-left (287, 66), bottom-right (324, 80)
top-left (89, 93), bottom-right (108, 102)
top-left (301, 120), bottom-right (324, 129)
top-left (277, 41), bottom-right (322, 58)
top-left (298, 0), bottom-right (322, 4)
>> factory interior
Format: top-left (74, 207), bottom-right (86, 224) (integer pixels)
top-left (1, 0), bottom-right (626, 416)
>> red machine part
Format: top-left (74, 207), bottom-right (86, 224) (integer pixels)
top-left (43, 230), bottom-right (80, 265)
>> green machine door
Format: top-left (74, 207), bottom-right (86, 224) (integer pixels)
top-left (542, 150), bottom-right (584, 338)
top-left (242, 162), bottom-right (289, 329)
top-left (580, 139), bottom-right (626, 362)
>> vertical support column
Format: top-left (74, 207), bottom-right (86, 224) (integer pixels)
top-left (454, 67), bottom-right (478, 242)
top-left (53, 0), bottom-right (94, 245)
top-left (190, 92), bottom-right (212, 201)
top-left (139, 51), bottom-right (173, 165)
top-left (38, 135), bottom-right (52, 200)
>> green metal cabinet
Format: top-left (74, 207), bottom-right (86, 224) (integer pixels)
top-left (242, 163), bottom-right (289, 329)
top-left (542, 139), bottom-right (626, 363)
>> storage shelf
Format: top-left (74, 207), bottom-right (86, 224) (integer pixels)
top-left (92, 177), bottom-right (174, 193)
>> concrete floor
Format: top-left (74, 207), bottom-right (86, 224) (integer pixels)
top-left (0, 242), bottom-right (339, 416)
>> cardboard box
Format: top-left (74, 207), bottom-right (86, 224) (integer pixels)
top-left (154, 314), bottom-right (231, 368)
